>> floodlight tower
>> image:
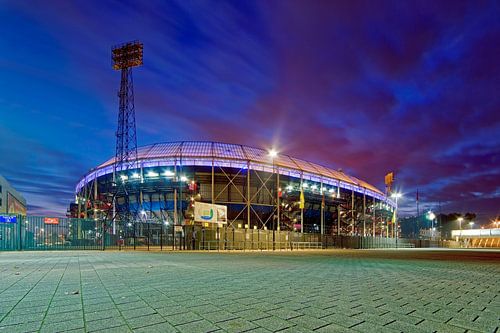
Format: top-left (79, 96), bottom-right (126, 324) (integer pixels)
top-left (111, 41), bottom-right (143, 224)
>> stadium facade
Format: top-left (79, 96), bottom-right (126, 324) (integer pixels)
top-left (74, 141), bottom-right (395, 235)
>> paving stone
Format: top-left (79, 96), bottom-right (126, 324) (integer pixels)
top-left (252, 315), bottom-right (294, 331)
top-left (414, 319), bottom-right (467, 333)
top-left (167, 311), bottom-right (203, 326)
top-left (175, 319), bottom-right (220, 333)
top-left (126, 313), bottom-right (166, 329)
top-left (39, 318), bottom-right (84, 333)
top-left (132, 322), bottom-right (178, 332)
top-left (0, 250), bottom-right (498, 333)
top-left (321, 313), bottom-right (365, 329)
top-left (217, 318), bottom-right (258, 332)
top-left (200, 309), bottom-right (238, 323)
top-left (86, 317), bottom-right (128, 332)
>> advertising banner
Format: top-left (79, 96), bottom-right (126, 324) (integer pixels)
top-left (194, 202), bottom-right (227, 224)
top-left (0, 215), bottom-right (17, 223)
top-left (7, 192), bottom-right (26, 215)
top-left (44, 217), bottom-right (60, 225)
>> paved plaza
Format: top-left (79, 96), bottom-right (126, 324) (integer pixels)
top-left (0, 250), bottom-right (499, 333)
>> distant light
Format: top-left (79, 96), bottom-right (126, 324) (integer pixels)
top-left (427, 211), bottom-right (436, 220)
top-left (140, 210), bottom-right (146, 216)
top-left (163, 170), bottom-right (174, 177)
top-left (180, 176), bottom-right (188, 182)
top-left (328, 188), bottom-right (334, 193)
top-left (469, 222), bottom-right (474, 225)
top-left (127, 223), bottom-right (132, 227)
top-left (286, 185), bottom-right (293, 191)
top-left (457, 217), bottom-right (464, 222)
top-left (147, 171), bottom-right (159, 177)
top-left (311, 184), bottom-right (318, 190)
top-left (302, 183), bottom-right (308, 188)
top-left (164, 221), bottom-right (169, 226)
top-left (391, 192), bottom-right (402, 199)
top-left (268, 149), bottom-right (278, 158)
top-left (120, 175), bottom-right (128, 181)
top-left (132, 173), bottom-right (140, 179)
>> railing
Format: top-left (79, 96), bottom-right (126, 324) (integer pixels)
top-left (200, 240), bottom-right (290, 251)
top-left (291, 242), bottom-right (323, 250)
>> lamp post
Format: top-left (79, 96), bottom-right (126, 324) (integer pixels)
top-left (390, 193), bottom-right (402, 239)
top-left (469, 221), bottom-right (474, 229)
top-left (269, 149), bottom-right (278, 250)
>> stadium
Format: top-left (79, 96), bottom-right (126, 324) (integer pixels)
top-left (74, 141), bottom-right (396, 241)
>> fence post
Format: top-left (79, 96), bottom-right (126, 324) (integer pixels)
top-left (102, 220), bottom-right (106, 251)
top-left (18, 215), bottom-right (22, 251)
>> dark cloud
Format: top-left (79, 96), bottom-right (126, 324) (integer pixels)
top-left (0, 0), bottom-right (498, 223)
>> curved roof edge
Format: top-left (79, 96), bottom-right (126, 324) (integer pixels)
top-left (77, 141), bottom-right (395, 206)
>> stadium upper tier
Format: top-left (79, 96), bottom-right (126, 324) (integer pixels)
top-left (77, 141), bottom-right (393, 205)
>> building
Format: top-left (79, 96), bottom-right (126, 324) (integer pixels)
top-left (0, 175), bottom-right (26, 215)
top-left (75, 141), bottom-right (395, 236)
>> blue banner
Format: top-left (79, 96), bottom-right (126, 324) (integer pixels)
top-left (0, 215), bottom-right (17, 223)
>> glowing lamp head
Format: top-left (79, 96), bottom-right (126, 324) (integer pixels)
top-left (268, 149), bottom-right (278, 158)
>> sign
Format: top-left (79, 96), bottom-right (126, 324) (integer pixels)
top-left (194, 202), bottom-right (227, 224)
top-left (0, 215), bottom-right (17, 223)
top-left (44, 217), bottom-right (59, 225)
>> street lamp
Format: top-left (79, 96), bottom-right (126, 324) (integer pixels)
top-left (457, 217), bottom-right (463, 230)
top-left (268, 148), bottom-right (279, 248)
top-left (390, 192), bottom-right (402, 238)
top-left (469, 221), bottom-right (474, 229)
top-left (427, 211), bottom-right (436, 238)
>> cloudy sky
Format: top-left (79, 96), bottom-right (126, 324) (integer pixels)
top-left (0, 0), bottom-right (498, 222)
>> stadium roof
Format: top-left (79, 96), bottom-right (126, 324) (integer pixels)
top-left (79, 141), bottom-right (391, 202)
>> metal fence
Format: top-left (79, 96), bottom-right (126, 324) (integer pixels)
top-left (0, 214), bottom-right (464, 251)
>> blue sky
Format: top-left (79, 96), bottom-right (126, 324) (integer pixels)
top-left (0, 0), bottom-right (499, 222)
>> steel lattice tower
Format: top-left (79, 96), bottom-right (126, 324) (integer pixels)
top-left (111, 41), bottom-right (143, 224)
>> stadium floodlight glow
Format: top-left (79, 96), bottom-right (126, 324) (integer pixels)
top-left (268, 149), bottom-right (278, 158)
top-left (311, 184), bottom-right (318, 190)
top-left (427, 211), bottom-right (436, 220)
top-left (127, 222), bottom-right (132, 227)
top-left (132, 172), bottom-right (140, 179)
top-left (147, 171), bottom-right (159, 177)
top-left (164, 221), bottom-right (169, 225)
top-left (302, 183), bottom-right (308, 188)
top-left (391, 192), bottom-right (402, 199)
top-left (328, 188), bottom-right (335, 193)
top-left (180, 176), bottom-right (188, 182)
top-left (112, 41), bottom-right (143, 70)
top-left (163, 170), bottom-right (174, 177)
top-left (120, 175), bottom-right (128, 181)
top-left (286, 185), bottom-right (293, 191)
